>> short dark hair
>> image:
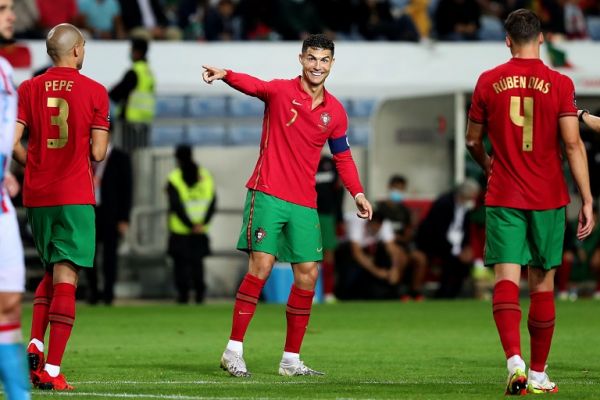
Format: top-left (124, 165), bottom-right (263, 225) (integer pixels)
top-left (388, 174), bottom-right (407, 187)
top-left (504, 9), bottom-right (541, 45)
top-left (302, 34), bottom-right (334, 56)
top-left (132, 38), bottom-right (148, 57)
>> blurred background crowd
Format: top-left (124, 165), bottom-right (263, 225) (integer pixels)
top-left (11, 0), bottom-right (600, 42)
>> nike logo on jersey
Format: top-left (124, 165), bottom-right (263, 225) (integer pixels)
top-left (316, 247), bottom-right (323, 252)
top-left (292, 99), bottom-right (302, 106)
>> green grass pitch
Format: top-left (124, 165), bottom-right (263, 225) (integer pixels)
top-left (9, 300), bottom-right (600, 399)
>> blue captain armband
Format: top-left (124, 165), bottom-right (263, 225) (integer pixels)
top-left (328, 135), bottom-right (350, 155)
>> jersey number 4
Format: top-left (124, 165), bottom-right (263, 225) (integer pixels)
top-left (509, 96), bottom-right (533, 152)
top-left (47, 97), bottom-right (69, 149)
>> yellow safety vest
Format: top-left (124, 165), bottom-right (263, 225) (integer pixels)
top-left (126, 60), bottom-right (156, 123)
top-left (168, 167), bottom-right (215, 235)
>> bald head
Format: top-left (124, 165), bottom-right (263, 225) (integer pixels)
top-left (46, 23), bottom-right (85, 67)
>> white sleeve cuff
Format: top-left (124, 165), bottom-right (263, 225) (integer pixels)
top-left (354, 192), bottom-right (365, 200)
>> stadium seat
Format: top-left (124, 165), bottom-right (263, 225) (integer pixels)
top-left (188, 96), bottom-right (228, 117)
top-left (154, 95), bottom-right (187, 118)
top-left (186, 124), bottom-right (226, 145)
top-left (588, 17), bottom-right (600, 41)
top-left (349, 122), bottom-right (370, 146)
top-left (339, 98), bottom-right (354, 116)
top-left (230, 96), bottom-right (265, 117)
top-left (351, 98), bottom-right (377, 117)
top-left (151, 124), bottom-right (185, 146)
top-left (228, 124), bottom-right (263, 145)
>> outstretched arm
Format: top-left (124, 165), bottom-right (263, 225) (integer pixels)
top-left (579, 109), bottom-right (600, 133)
top-left (561, 115), bottom-right (594, 240)
top-left (202, 65), bottom-right (271, 100)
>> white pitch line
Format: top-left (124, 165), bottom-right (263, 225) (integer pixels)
top-left (34, 392), bottom-right (269, 400)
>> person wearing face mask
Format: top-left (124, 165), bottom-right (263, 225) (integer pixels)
top-left (376, 175), bottom-right (427, 300)
top-left (414, 179), bottom-right (481, 298)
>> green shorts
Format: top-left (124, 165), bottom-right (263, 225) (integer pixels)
top-left (237, 190), bottom-right (323, 263)
top-left (27, 205), bottom-right (96, 269)
top-left (318, 213), bottom-right (337, 251)
top-left (485, 206), bottom-right (565, 270)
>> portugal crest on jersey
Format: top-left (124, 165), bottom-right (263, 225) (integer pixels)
top-left (254, 227), bottom-right (267, 244)
top-left (320, 112), bottom-right (331, 126)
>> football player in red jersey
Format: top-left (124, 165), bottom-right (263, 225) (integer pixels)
top-left (466, 9), bottom-right (593, 395)
top-left (13, 23), bottom-right (109, 391)
top-left (203, 34), bottom-right (372, 377)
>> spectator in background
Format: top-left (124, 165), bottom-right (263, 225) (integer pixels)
top-left (320, 0), bottom-right (355, 38)
top-left (14, 0), bottom-right (41, 39)
top-left (415, 179), bottom-right (481, 298)
top-left (118, 0), bottom-right (181, 40)
top-left (36, 0), bottom-right (79, 35)
top-left (236, 0), bottom-right (276, 40)
top-left (78, 0), bottom-right (125, 39)
top-left (336, 211), bottom-right (406, 300)
top-left (316, 155), bottom-right (344, 303)
top-left (356, 0), bottom-right (419, 41)
top-left (274, 0), bottom-right (324, 40)
top-left (166, 145), bottom-right (216, 304)
top-left (434, 0), bottom-right (481, 40)
top-left (177, 0), bottom-right (206, 40)
top-left (564, 0), bottom-right (587, 38)
top-left (85, 143), bottom-right (133, 305)
top-left (109, 38), bottom-right (155, 153)
top-left (376, 175), bottom-right (427, 300)
top-left (204, 0), bottom-right (240, 41)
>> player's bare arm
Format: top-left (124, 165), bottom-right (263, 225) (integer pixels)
top-left (560, 115), bottom-right (594, 240)
top-left (90, 128), bottom-right (109, 161)
top-left (3, 171), bottom-right (19, 198)
top-left (12, 122), bottom-right (26, 166)
top-left (202, 65), bottom-right (227, 84)
top-left (355, 193), bottom-right (373, 220)
top-left (465, 120), bottom-right (491, 176)
top-left (579, 109), bottom-right (600, 133)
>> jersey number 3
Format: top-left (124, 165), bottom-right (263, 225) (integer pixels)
top-left (509, 96), bottom-right (533, 152)
top-left (47, 97), bottom-right (69, 149)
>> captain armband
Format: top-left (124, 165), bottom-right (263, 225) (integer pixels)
top-left (328, 135), bottom-right (350, 155)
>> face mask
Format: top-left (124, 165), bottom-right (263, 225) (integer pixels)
top-left (463, 199), bottom-right (476, 210)
top-left (389, 189), bottom-right (405, 203)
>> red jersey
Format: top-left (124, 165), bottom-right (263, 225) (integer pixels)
top-left (469, 58), bottom-right (577, 210)
top-left (224, 71), bottom-right (364, 208)
top-left (17, 67), bottom-right (110, 207)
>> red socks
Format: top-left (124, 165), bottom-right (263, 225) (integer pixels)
top-left (284, 285), bottom-right (314, 354)
top-left (30, 273), bottom-right (54, 343)
top-left (528, 291), bottom-right (555, 372)
top-left (322, 260), bottom-right (335, 296)
top-left (493, 280), bottom-right (521, 359)
top-left (230, 274), bottom-right (265, 342)
top-left (556, 258), bottom-right (572, 293)
top-left (46, 283), bottom-right (76, 366)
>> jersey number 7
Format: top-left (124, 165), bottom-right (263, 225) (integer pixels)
top-left (510, 96), bottom-right (533, 152)
top-left (47, 97), bottom-right (69, 149)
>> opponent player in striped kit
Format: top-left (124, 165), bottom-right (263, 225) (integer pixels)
top-left (0, 0), bottom-right (30, 398)
top-left (203, 34), bottom-right (372, 377)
